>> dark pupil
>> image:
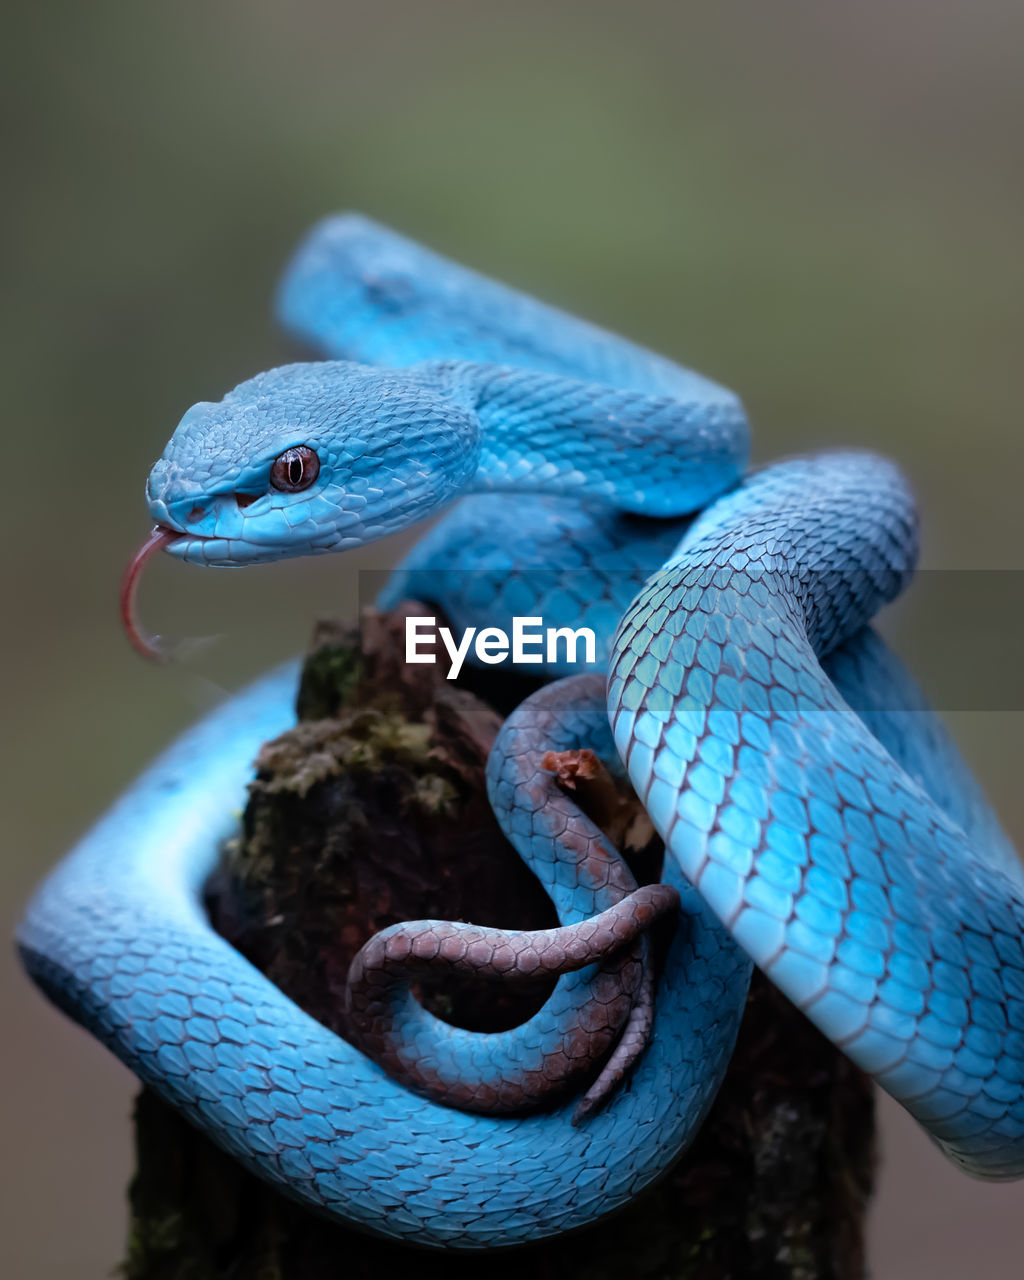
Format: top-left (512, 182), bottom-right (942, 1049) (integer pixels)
top-left (288, 455), bottom-right (303, 486)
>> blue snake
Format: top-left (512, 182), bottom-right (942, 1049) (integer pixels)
top-left (18, 216), bottom-right (1024, 1250)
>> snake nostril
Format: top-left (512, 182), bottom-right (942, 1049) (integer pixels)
top-left (187, 505), bottom-right (205, 524)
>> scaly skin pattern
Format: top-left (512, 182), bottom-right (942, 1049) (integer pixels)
top-left (345, 879), bottom-right (680, 1117)
top-left (17, 215), bottom-right (1024, 1250)
top-left (609, 455), bottom-right (1024, 1178)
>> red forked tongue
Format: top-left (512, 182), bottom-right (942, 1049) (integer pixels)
top-left (120, 526), bottom-right (181, 661)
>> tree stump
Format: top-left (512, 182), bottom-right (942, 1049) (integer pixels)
top-left (124, 606), bottom-right (875, 1280)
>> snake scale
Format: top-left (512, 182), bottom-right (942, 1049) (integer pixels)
top-left (17, 215), bottom-right (1024, 1249)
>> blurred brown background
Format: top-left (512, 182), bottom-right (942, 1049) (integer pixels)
top-left (3, 2), bottom-right (1023, 1275)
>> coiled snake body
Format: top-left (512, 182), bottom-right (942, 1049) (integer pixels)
top-left (18, 217), bottom-right (1024, 1248)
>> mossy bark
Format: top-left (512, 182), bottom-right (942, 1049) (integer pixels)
top-left (124, 606), bottom-right (875, 1280)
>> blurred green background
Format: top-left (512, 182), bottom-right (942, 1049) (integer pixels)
top-left (3, 2), bottom-right (1023, 1275)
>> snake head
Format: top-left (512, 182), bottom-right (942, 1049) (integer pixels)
top-left (145, 360), bottom-right (480, 564)
top-left (123, 359), bottom-right (480, 658)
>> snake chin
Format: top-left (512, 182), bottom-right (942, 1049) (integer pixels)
top-left (163, 532), bottom-right (258, 566)
top-left (167, 535), bottom-right (355, 566)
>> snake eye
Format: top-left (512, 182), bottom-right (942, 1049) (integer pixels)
top-left (270, 446), bottom-right (320, 493)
